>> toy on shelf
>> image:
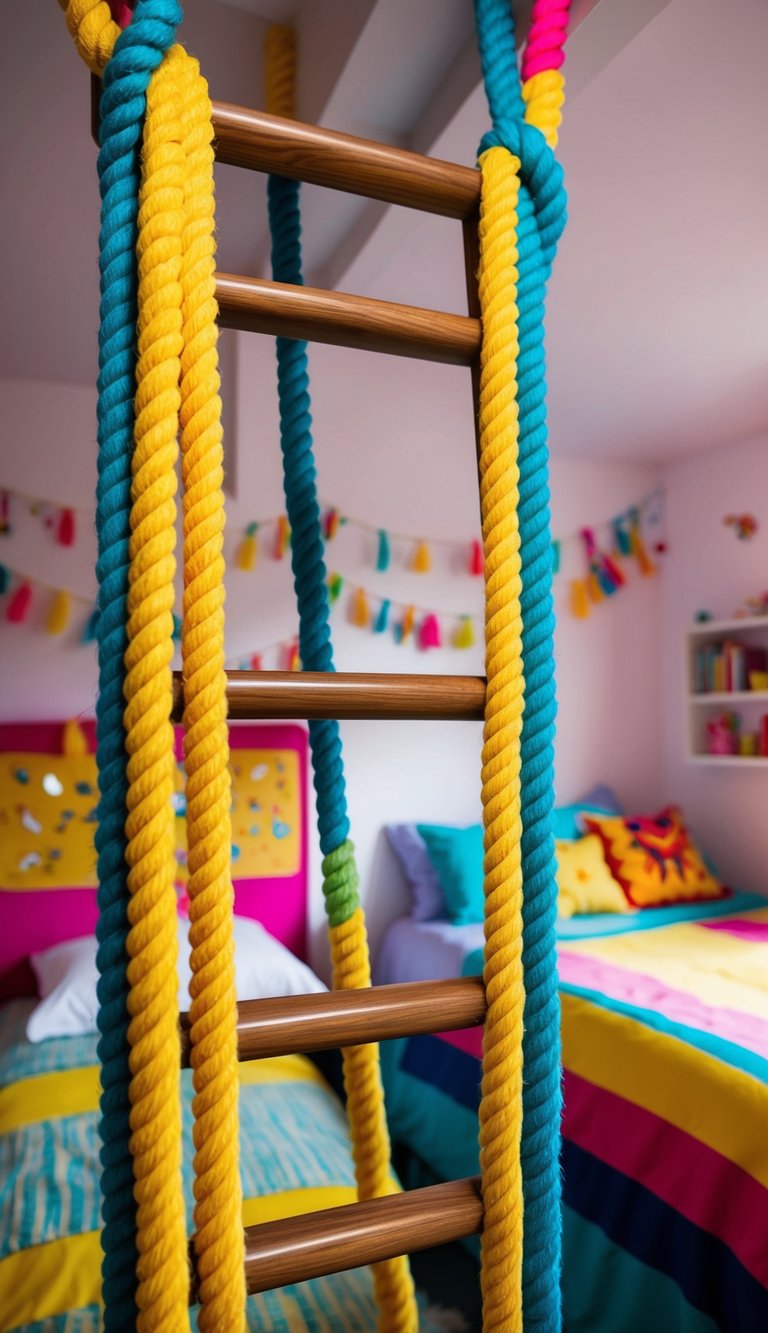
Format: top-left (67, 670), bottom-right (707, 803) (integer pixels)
top-left (706, 713), bottom-right (739, 756)
top-left (734, 591), bottom-right (768, 619)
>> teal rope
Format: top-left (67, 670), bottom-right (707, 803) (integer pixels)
top-left (474, 1), bottom-right (566, 1327)
top-left (93, 3), bottom-right (181, 1323)
top-left (267, 173), bottom-right (360, 928)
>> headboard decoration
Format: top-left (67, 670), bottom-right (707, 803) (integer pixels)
top-left (0, 720), bottom-right (308, 1000)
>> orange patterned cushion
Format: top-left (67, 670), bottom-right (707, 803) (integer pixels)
top-left (582, 807), bottom-right (726, 908)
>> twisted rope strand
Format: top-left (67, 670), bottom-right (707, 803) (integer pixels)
top-left (473, 1), bottom-right (571, 1327)
top-left (264, 25), bottom-right (417, 1332)
top-left (476, 145), bottom-right (526, 1333)
top-left (176, 46), bottom-right (246, 1333)
top-left (123, 42), bottom-right (189, 1331)
top-left (59, 1), bottom-right (181, 1324)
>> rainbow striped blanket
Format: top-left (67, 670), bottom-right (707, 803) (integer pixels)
top-left (381, 898), bottom-right (768, 1333)
top-left (0, 1000), bottom-right (379, 1332)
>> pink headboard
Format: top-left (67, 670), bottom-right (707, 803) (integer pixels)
top-left (0, 720), bottom-right (309, 1000)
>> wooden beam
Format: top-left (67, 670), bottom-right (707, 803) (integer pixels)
top-left (215, 274), bottom-right (480, 365)
top-left (240, 1178), bottom-right (484, 1296)
top-left (211, 102), bottom-right (479, 219)
top-left (180, 977), bottom-right (486, 1066)
top-left (172, 671), bottom-right (487, 722)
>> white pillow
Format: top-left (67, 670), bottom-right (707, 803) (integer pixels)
top-left (27, 915), bottom-right (325, 1044)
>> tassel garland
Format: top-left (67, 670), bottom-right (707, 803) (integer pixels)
top-left (469, 539), bottom-right (484, 576)
top-left (274, 515), bottom-right (290, 560)
top-left (376, 529), bottom-right (391, 572)
top-left (352, 587), bottom-right (370, 628)
top-left (249, 653), bottom-right (263, 671)
top-left (328, 572), bottom-right (344, 604)
top-left (324, 508), bottom-right (341, 541)
top-left (0, 563), bottom-right (9, 594)
top-left (454, 616), bottom-right (475, 649)
top-left (57, 508), bottom-right (76, 547)
top-left (571, 579), bottom-right (590, 619)
top-left (374, 599), bottom-right (391, 634)
top-left (411, 540), bottom-right (431, 573)
top-left (7, 582), bottom-right (32, 623)
top-left (46, 589), bottom-right (71, 635)
top-left (82, 607), bottom-right (99, 643)
top-left (400, 606), bottom-right (416, 643)
top-left (419, 613), bottom-right (441, 649)
top-left (236, 522), bottom-right (259, 571)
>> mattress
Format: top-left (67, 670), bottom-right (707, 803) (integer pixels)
top-left (0, 999), bottom-right (380, 1332)
top-left (377, 894), bottom-right (768, 1333)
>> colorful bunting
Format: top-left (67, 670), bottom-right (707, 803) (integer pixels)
top-left (45, 590), bottom-right (71, 635)
top-left (374, 599), bottom-right (391, 634)
top-left (236, 522), bottom-right (259, 571)
top-left (469, 539), bottom-right (484, 577)
top-left (376, 529), bottom-right (391, 572)
top-left (418, 613), bottom-right (441, 649)
top-left (411, 540), bottom-right (432, 573)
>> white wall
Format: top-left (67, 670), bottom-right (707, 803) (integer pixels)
top-left (0, 360), bottom-right (664, 973)
top-left (660, 433), bottom-right (768, 892)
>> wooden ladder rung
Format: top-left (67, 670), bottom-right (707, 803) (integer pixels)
top-left (211, 102), bottom-right (480, 220)
top-left (180, 978), bottom-right (486, 1066)
top-left (215, 274), bottom-right (480, 365)
top-left (236, 1177), bottom-right (483, 1296)
top-left (172, 670), bottom-right (486, 722)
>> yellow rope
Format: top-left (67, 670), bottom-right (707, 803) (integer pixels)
top-left (57, 0), bottom-right (120, 74)
top-left (475, 145), bottom-right (526, 1333)
top-left (264, 26), bottom-right (417, 1332)
top-left (522, 69), bottom-right (567, 147)
top-left (123, 42), bottom-right (245, 1331)
top-left (123, 46), bottom-right (188, 1331)
top-left (175, 46), bottom-right (246, 1333)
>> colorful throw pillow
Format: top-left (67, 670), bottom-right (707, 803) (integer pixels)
top-left (552, 784), bottom-right (623, 842)
top-left (583, 807), bottom-right (726, 908)
top-left (416, 823), bottom-right (484, 926)
top-left (385, 824), bottom-right (446, 920)
top-left (555, 836), bottom-right (631, 918)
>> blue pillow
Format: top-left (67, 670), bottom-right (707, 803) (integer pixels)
top-left (417, 824), bottom-right (485, 926)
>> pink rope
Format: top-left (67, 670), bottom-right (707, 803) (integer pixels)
top-left (521, 0), bottom-right (571, 80)
top-left (108, 1), bottom-right (134, 27)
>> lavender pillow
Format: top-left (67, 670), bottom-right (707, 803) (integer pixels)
top-left (385, 824), bottom-right (446, 921)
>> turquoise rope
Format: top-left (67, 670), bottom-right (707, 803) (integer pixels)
top-left (266, 174), bottom-right (360, 926)
top-left (93, 3), bottom-right (181, 1324)
top-left (474, 1), bottom-right (567, 1327)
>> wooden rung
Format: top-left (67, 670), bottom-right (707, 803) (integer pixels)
top-left (211, 101), bottom-right (480, 220)
top-left (238, 1178), bottom-right (483, 1296)
top-left (172, 670), bottom-right (486, 722)
top-left (180, 978), bottom-right (486, 1066)
top-left (215, 274), bottom-right (479, 365)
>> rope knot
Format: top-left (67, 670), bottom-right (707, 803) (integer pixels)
top-left (479, 117), bottom-right (567, 264)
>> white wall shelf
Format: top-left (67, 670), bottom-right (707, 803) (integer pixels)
top-left (690, 691), bottom-right (768, 705)
top-left (685, 618), bottom-right (768, 764)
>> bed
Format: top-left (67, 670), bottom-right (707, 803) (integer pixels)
top-left (0, 720), bottom-right (385, 1333)
top-left (375, 888), bottom-right (768, 1332)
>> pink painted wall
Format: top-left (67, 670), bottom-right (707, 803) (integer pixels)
top-left (0, 361), bottom-right (664, 968)
top-left (660, 433), bottom-right (768, 892)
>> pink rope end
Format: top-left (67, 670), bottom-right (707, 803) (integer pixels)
top-left (521, 0), bottom-right (571, 81)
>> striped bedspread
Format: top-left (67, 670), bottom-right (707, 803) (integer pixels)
top-left (0, 1000), bottom-right (379, 1332)
top-left (381, 900), bottom-right (768, 1333)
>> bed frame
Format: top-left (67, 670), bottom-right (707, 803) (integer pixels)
top-left (92, 76), bottom-right (490, 1304)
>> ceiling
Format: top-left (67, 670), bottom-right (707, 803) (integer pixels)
top-left (1, 0), bottom-right (766, 464)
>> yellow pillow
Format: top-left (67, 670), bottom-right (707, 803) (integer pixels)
top-left (555, 836), bottom-right (631, 918)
